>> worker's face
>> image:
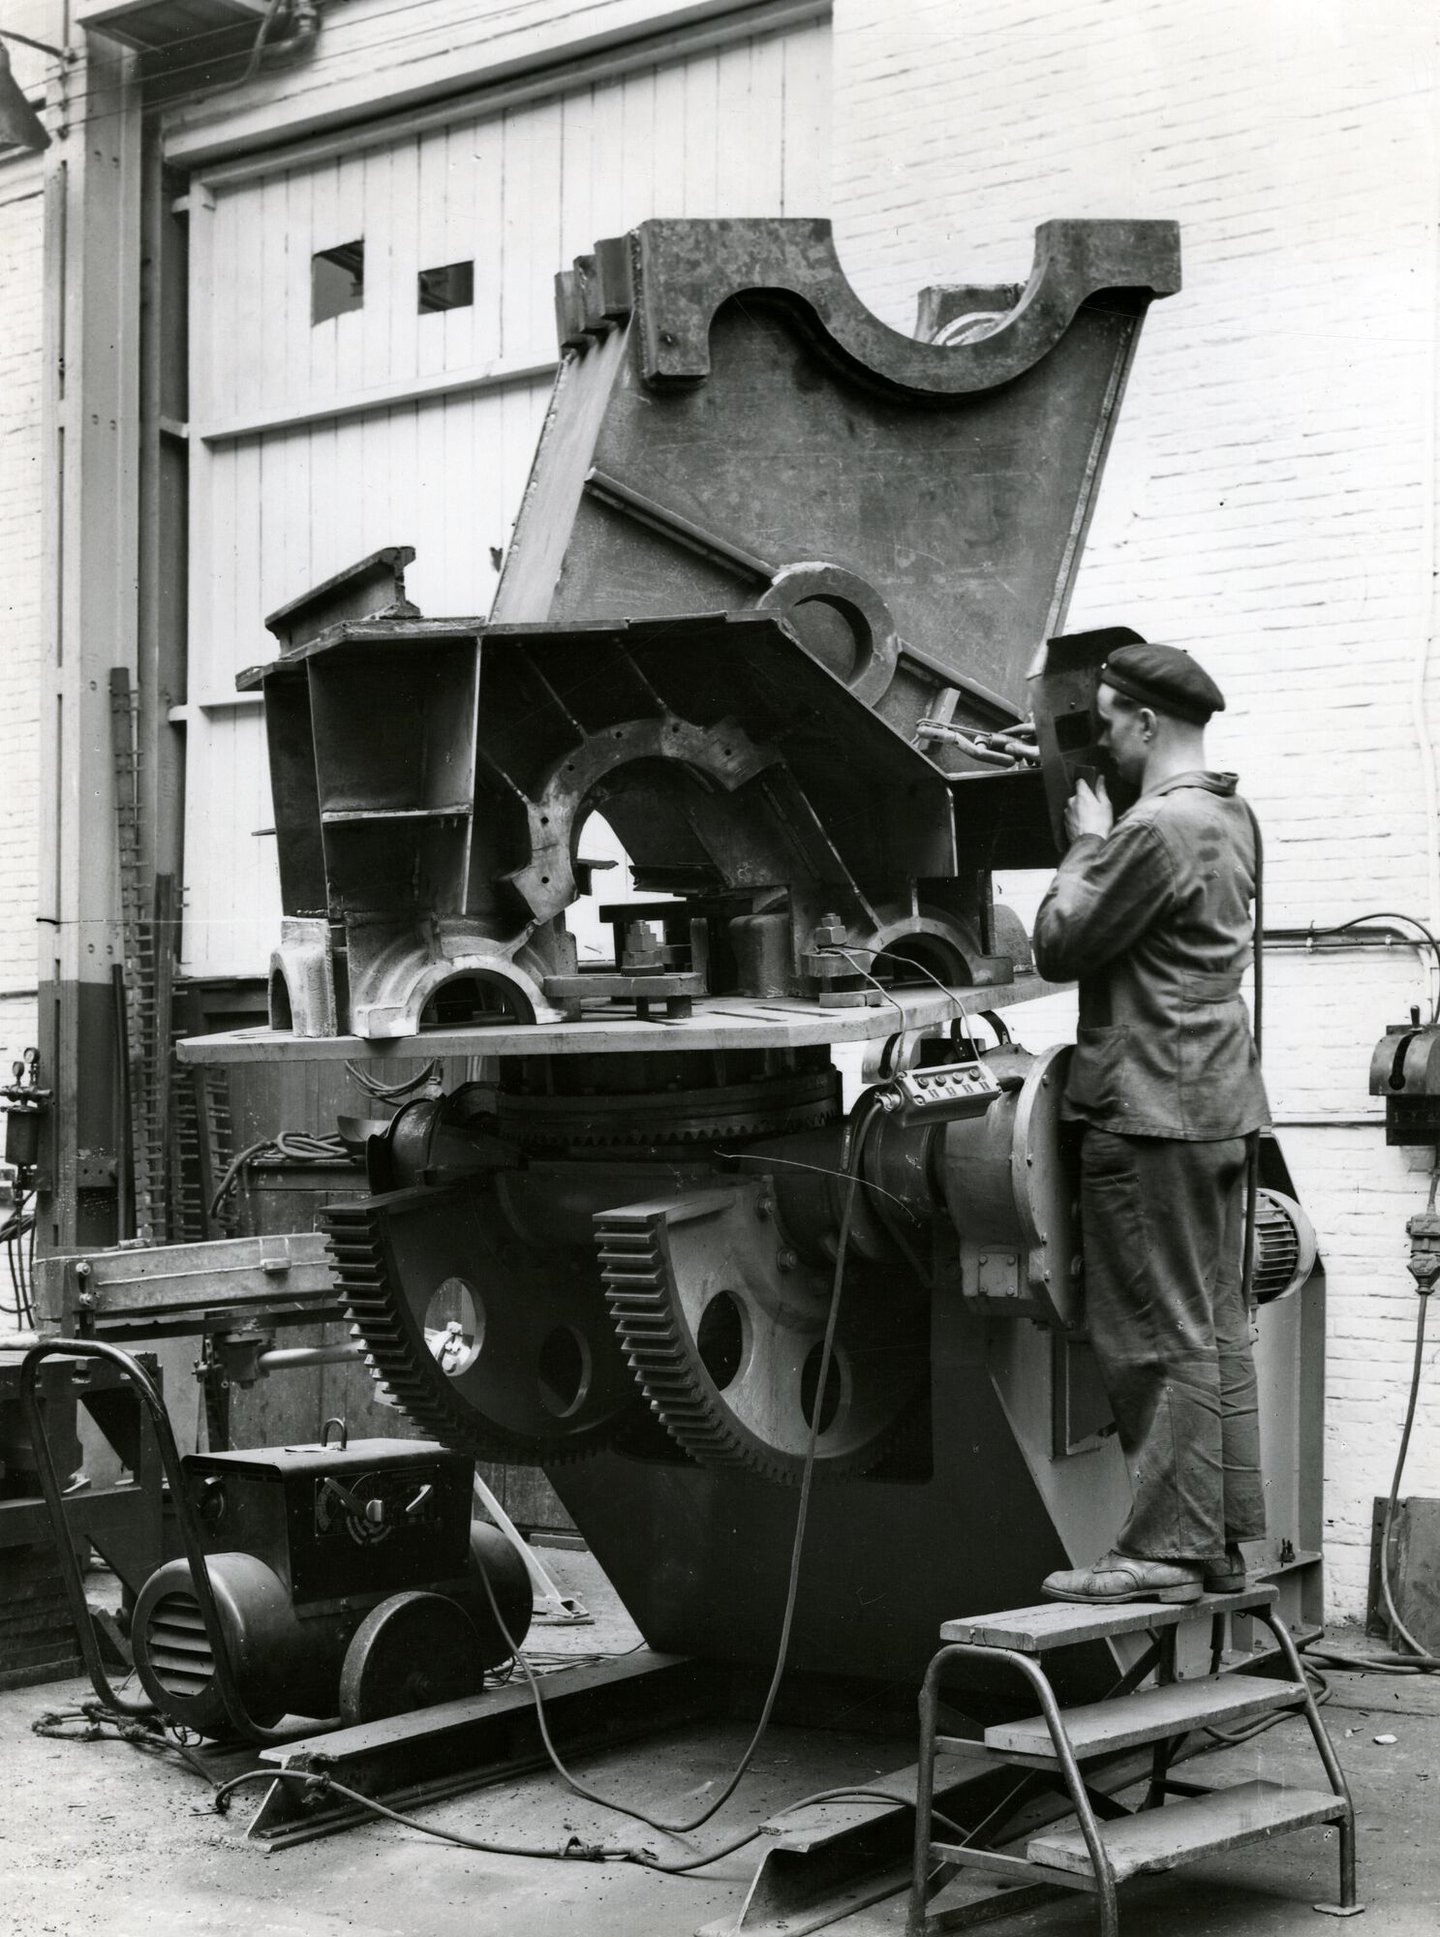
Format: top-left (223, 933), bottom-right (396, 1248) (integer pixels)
top-left (1094, 684), bottom-right (1153, 787)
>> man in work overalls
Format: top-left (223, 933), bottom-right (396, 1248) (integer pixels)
top-left (1032, 641), bottom-right (1270, 1606)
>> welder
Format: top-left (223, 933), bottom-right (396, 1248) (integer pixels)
top-left (1032, 641), bottom-right (1270, 1606)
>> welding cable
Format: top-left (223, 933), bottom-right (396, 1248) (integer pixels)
top-left (238, 0), bottom-right (286, 85)
top-left (1367, 1286), bottom-right (1439, 1671)
top-left (3, 1225), bottom-right (25, 1320)
top-left (1237, 802), bottom-right (1266, 1317)
top-left (210, 1768), bottom-right (965, 1875)
top-left (817, 948), bottom-right (910, 1033)
top-left (773, 1785), bottom-right (964, 1838)
top-left (209, 1765), bottom-right (767, 1871)
top-left (1378, 1195), bottom-right (1440, 1661)
top-left (343, 1059), bottom-right (441, 1103)
top-left (818, 941), bottom-right (975, 1039)
top-left (472, 1101), bottom-right (886, 1838)
top-left (1265, 912), bottom-right (1440, 1023)
top-left (717, 1147), bottom-right (921, 1224)
top-left (2, 1197), bottom-right (36, 1324)
top-left (1301, 1647), bottom-right (1436, 1675)
top-left (33, 1702), bottom-right (219, 1785)
top-left (207, 1130), bottom-right (350, 1220)
top-left (1294, 1284), bottom-right (1440, 1677)
top-left (1193, 1659), bottom-right (1333, 1748)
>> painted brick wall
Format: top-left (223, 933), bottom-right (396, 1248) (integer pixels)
top-left (832, 0), bottom-right (1440, 1618)
top-left (0, 147), bottom-right (44, 1076)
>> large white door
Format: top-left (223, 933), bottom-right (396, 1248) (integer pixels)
top-left (182, 11), bottom-right (831, 977)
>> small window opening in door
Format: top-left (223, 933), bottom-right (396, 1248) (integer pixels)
top-left (312, 240), bottom-right (365, 324)
top-left (418, 261), bottom-right (474, 314)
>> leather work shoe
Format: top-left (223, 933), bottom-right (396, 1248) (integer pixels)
top-left (1041, 1551), bottom-right (1205, 1605)
top-left (1203, 1544), bottom-right (1248, 1594)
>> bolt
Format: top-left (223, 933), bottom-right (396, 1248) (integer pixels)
top-left (776, 1248), bottom-right (797, 1272)
top-left (75, 1261), bottom-right (91, 1279)
top-left (756, 1197), bottom-right (774, 1221)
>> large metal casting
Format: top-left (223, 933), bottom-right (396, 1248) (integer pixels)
top-left (180, 216), bottom-right (1326, 1695)
top-left (247, 216), bottom-right (1179, 1045)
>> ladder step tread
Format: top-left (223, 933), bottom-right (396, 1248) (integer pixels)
top-left (1025, 1781), bottom-right (1345, 1881)
top-left (940, 1585), bottom-right (1277, 1652)
top-left (984, 1675), bottom-right (1307, 1760)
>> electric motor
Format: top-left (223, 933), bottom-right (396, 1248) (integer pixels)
top-left (1251, 1188), bottom-right (1318, 1304)
top-left (130, 1437), bottom-right (531, 1736)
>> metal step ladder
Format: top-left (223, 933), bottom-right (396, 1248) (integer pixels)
top-left (908, 1584), bottom-right (1361, 1934)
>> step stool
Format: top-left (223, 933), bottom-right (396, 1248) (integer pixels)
top-left (908, 1584), bottom-right (1360, 1935)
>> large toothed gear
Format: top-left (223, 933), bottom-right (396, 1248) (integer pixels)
top-left (324, 1185), bottom-right (640, 1462)
top-left (495, 1068), bottom-right (841, 1151)
top-left (596, 1179), bottom-right (925, 1484)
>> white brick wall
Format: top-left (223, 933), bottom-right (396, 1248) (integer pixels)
top-left (833, 0), bottom-right (1440, 1618)
top-left (0, 1), bottom-right (55, 1339)
top-left (0, 149), bottom-right (44, 1069)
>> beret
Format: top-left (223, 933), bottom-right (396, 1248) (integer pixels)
top-left (1100, 642), bottom-right (1225, 726)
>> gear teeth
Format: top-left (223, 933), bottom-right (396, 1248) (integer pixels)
top-left (508, 1099), bottom-right (837, 1151)
top-left (321, 1195), bottom-right (615, 1463)
top-left (598, 1206), bottom-right (795, 1485)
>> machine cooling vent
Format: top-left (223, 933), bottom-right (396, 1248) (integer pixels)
top-left (1252, 1189), bottom-right (1318, 1304)
top-left (143, 1590), bottom-right (215, 1698)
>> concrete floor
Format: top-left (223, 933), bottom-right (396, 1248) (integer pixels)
top-left (0, 1556), bottom-right (1437, 1937)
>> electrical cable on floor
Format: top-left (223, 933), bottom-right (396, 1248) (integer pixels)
top-left (210, 1765), bottom-right (764, 1869)
top-left (1195, 1659), bottom-right (1332, 1748)
top-left (41, 1110), bottom-right (956, 1881)
top-left (33, 1702), bottom-right (218, 1786)
top-left (36, 1654), bottom-right (976, 1876)
top-left (471, 1101), bottom-right (884, 1840)
top-left (207, 1765), bottom-right (969, 1876)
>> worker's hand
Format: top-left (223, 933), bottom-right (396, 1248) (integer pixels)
top-left (1064, 775), bottom-right (1113, 843)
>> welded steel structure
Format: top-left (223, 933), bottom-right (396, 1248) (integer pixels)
top-left (183, 218), bottom-right (1324, 1695)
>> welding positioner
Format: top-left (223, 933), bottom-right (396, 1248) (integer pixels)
top-left (162, 215), bottom-right (1324, 1701)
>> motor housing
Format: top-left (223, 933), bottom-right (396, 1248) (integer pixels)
top-left (130, 1436), bottom-right (530, 1736)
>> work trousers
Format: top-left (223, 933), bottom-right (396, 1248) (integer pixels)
top-left (1080, 1128), bottom-right (1266, 1563)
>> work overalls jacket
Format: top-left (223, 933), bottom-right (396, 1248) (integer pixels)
top-left (1031, 770), bottom-right (1270, 1141)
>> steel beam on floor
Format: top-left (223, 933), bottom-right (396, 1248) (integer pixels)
top-left (700, 1742), bottom-right (1175, 1937)
top-left (245, 1650), bottom-right (726, 1847)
